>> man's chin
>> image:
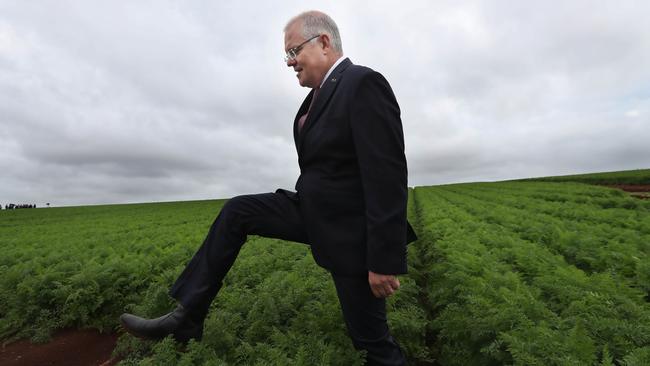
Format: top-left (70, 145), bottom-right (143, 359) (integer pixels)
top-left (297, 75), bottom-right (312, 88)
top-left (298, 80), bottom-right (315, 88)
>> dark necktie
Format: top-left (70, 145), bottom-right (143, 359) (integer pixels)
top-left (298, 87), bottom-right (320, 132)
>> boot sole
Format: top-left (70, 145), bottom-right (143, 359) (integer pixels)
top-left (119, 317), bottom-right (166, 341)
top-left (119, 317), bottom-right (202, 343)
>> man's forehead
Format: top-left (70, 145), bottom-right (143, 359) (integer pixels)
top-left (284, 22), bottom-right (302, 48)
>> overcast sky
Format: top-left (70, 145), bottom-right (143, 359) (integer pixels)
top-left (1, 1), bottom-right (649, 207)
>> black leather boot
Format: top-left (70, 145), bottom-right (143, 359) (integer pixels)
top-left (119, 304), bottom-right (203, 343)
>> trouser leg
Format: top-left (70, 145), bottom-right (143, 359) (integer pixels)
top-left (169, 191), bottom-right (308, 319)
top-left (331, 273), bottom-right (407, 366)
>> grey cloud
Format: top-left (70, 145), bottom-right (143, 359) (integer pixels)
top-left (1, 1), bottom-right (649, 206)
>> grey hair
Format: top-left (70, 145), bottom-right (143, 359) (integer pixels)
top-left (285, 11), bottom-right (343, 54)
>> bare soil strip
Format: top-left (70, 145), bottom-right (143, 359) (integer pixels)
top-left (604, 184), bottom-right (650, 199)
top-left (0, 329), bottom-right (118, 366)
top-left (605, 184), bottom-right (650, 192)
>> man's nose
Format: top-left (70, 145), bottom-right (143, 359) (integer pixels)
top-left (286, 58), bottom-right (297, 67)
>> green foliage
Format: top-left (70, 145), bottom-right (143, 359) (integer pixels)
top-left (0, 200), bottom-right (222, 342)
top-left (620, 347), bottom-right (650, 366)
top-left (409, 182), bottom-right (650, 365)
top-left (517, 168), bottom-right (650, 185)
top-left (2, 179), bottom-right (649, 365)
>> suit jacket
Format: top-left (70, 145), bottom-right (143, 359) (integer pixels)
top-left (283, 58), bottom-right (417, 276)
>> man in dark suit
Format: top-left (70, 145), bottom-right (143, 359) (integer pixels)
top-left (120, 10), bottom-right (416, 365)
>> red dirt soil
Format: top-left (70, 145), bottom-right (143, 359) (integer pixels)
top-left (0, 329), bottom-right (119, 366)
top-left (605, 184), bottom-right (650, 199)
top-left (605, 184), bottom-right (650, 193)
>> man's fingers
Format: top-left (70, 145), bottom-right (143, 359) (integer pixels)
top-left (370, 283), bottom-right (387, 298)
top-left (384, 285), bottom-right (394, 296)
top-left (370, 282), bottom-right (398, 298)
top-left (371, 285), bottom-right (383, 298)
top-left (390, 277), bottom-right (400, 291)
top-left (368, 272), bottom-right (401, 298)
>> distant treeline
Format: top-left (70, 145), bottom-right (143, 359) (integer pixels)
top-left (2, 204), bottom-right (37, 210)
top-left (515, 168), bottom-right (650, 185)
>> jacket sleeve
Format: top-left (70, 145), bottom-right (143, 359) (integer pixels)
top-left (350, 71), bottom-right (409, 275)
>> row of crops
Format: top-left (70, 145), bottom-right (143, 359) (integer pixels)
top-left (518, 169), bottom-right (650, 185)
top-left (0, 200), bottom-right (370, 365)
top-left (0, 201), bottom-right (222, 343)
top-left (408, 182), bottom-right (650, 365)
top-left (1, 177), bottom-right (649, 365)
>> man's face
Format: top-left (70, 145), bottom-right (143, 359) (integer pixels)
top-left (284, 22), bottom-right (328, 88)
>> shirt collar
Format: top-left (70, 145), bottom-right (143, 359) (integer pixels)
top-left (319, 55), bottom-right (346, 89)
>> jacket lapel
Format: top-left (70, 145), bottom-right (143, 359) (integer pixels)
top-left (297, 58), bottom-right (352, 154)
top-left (293, 89), bottom-right (314, 152)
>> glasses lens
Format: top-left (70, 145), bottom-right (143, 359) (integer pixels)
top-left (284, 49), bottom-right (296, 62)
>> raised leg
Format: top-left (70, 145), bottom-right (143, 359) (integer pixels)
top-left (121, 190), bottom-right (308, 342)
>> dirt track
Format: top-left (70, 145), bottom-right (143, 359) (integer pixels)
top-left (606, 184), bottom-right (650, 199)
top-left (0, 329), bottom-right (118, 366)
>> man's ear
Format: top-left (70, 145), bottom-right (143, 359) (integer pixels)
top-left (319, 33), bottom-right (332, 53)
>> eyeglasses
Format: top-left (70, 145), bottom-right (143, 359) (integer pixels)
top-left (284, 34), bottom-right (320, 62)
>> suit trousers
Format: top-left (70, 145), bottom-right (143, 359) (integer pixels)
top-left (169, 191), bottom-right (406, 366)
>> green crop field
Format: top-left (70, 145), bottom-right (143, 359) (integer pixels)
top-left (518, 168), bottom-right (650, 185)
top-left (1, 171), bottom-right (650, 365)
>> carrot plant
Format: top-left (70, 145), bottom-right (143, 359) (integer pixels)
top-left (2, 174), bottom-right (649, 365)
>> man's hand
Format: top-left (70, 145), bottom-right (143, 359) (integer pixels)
top-left (368, 271), bottom-right (400, 298)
